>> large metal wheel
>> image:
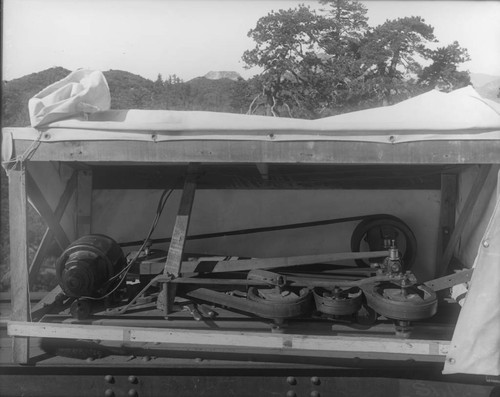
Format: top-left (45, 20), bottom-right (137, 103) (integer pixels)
top-left (362, 282), bottom-right (437, 321)
top-left (350, 215), bottom-right (417, 269)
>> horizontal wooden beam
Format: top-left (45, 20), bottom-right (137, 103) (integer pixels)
top-left (92, 164), bottom-right (446, 190)
top-left (12, 139), bottom-right (500, 164)
top-left (8, 321), bottom-right (449, 361)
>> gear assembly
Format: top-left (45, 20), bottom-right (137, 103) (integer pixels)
top-left (52, 214), bottom-right (460, 337)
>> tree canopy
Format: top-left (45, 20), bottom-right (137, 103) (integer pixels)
top-left (243, 0), bottom-right (471, 118)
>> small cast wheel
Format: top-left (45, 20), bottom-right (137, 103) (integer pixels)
top-left (363, 282), bottom-right (437, 321)
top-left (247, 286), bottom-right (313, 319)
top-left (350, 215), bottom-right (417, 269)
top-left (313, 287), bottom-right (363, 316)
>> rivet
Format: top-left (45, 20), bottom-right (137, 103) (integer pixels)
top-left (128, 390), bottom-right (138, 397)
top-left (286, 391), bottom-right (296, 397)
top-left (311, 391), bottom-right (320, 397)
top-left (286, 376), bottom-right (297, 385)
top-left (483, 240), bottom-right (490, 248)
top-left (311, 376), bottom-right (320, 385)
top-left (104, 375), bottom-right (114, 384)
top-left (128, 375), bottom-right (138, 384)
top-left (104, 389), bottom-right (114, 397)
top-left (448, 358), bottom-right (455, 365)
top-left (142, 355), bottom-right (151, 362)
top-left (389, 135), bottom-right (396, 143)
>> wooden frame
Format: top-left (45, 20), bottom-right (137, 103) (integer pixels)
top-left (5, 133), bottom-right (500, 364)
top-left (9, 138), bottom-right (500, 164)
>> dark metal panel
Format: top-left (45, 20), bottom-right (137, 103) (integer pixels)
top-left (0, 369), bottom-right (494, 397)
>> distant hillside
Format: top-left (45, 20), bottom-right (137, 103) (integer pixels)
top-left (104, 69), bottom-right (156, 109)
top-left (470, 73), bottom-right (500, 88)
top-left (470, 73), bottom-right (500, 103)
top-left (475, 79), bottom-right (500, 103)
top-left (2, 66), bottom-right (71, 127)
top-left (1, 68), bottom-right (256, 128)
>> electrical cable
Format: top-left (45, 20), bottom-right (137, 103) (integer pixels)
top-left (79, 188), bottom-right (174, 301)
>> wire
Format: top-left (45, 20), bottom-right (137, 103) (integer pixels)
top-left (79, 188), bottom-right (174, 301)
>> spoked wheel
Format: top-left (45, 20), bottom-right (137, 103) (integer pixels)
top-left (313, 286), bottom-right (363, 316)
top-left (362, 282), bottom-right (437, 321)
top-left (351, 215), bottom-right (417, 270)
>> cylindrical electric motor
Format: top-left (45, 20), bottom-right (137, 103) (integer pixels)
top-left (55, 234), bottom-right (127, 298)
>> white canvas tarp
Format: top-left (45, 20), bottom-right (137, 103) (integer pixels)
top-left (29, 69), bottom-right (111, 127)
top-left (444, 171), bottom-right (500, 375)
top-left (10, 69), bottom-right (499, 145)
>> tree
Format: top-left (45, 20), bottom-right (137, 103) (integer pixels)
top-left (419, 41), bottom-right (470, 91)
top-left (243, 1), bottom-right (471, 117)
top-left (151, 73), bottom-right (166, 109)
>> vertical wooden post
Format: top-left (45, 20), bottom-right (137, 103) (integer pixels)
top-left (434, 173), bottom-right (457, 277)
top-left (8, 164), bottom-right (30, 363)
top-left (76, 169), bottom-right (93, 237)
top-left (162, 163), bottom-right (198, 315)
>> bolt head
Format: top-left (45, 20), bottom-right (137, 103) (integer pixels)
top-left (311, 391), bottom-right (320, 397)
top-left (483, 240), bottom-right (490, 248)
top-left (286, 376), bottom-right (297, 385)
top-left (128, 389), bottom-right (138, 397)
top-left (128, 375), bottom-right (138, 384)
top-left (311, 376), bottom-right (320, 385)
top-left (104, 389), bottom-right (114, 397)
top-left (286, 391), bottom-right (296, 397)
top-left (104, 375), bottom-right (114, 384)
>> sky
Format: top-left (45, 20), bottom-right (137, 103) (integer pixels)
top-left (3, 0), bottom-right (500, 82)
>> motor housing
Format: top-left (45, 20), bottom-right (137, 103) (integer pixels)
top-left (55, 234), bottom-right (126, 298)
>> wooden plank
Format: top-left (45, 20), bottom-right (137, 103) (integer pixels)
top-left (11, 138), bottom-right (500, 164)
top-left (29, 172), bottom-right (77, 285)
top-left (141, 250), bottom-right (389, 275)
top-left (162, 164), bottom-right (198, 314)
top-left (26, 172), bottom-right (70, 249)
top-left (433, 173), bottom-right (457, 277)
top-left (7, 321), bottom-right (450, 361)
top-left (437, 165), bottom-right (493, 276)
top-left (30, 286), bottom-right (63, 321)
top-left (8, 166), bottom-right (30, 363)
top-left (76, 169), bottom-right (93, 237)
top-left (163, 164), bottom-right (199, 277)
